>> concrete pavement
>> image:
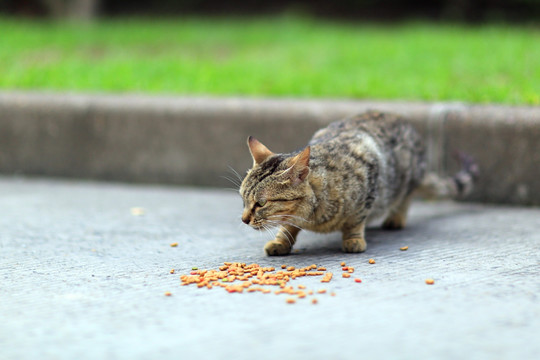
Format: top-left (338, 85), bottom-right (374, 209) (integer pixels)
top-left (1, 177), bottom-right (539, 360)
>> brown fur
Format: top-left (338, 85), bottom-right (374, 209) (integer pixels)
top-left (240, 111), bottom-right (477, 255)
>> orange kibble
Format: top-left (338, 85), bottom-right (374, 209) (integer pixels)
top-left (298, 285), bottom-right (306, 289)
top-left (400, 246), bottom-right (409, 251)
top-left (354, 278), bottom-right (362, 283)
top-left (169, 269), bottom-right (175, 274)
top-left (281, 264), bottom-right (287, 269)
top-left (317, 289), bottom-right (327, 294)
top-left (286, 298), bottom-right (296, 304)
top-left (317, 267), bottom-right (326, 271)
top-left (342, 273), bottom-right (351, 278)
top-left (286, 266), bottom-right (295, 271)
top-left (330, 292), bottom-right (336, 296)
top-left (340, 261), bottom-right (346, 266)
top-left (348, 268), bottom-right (354, 273)
top-left (164, 291), bottom-right (172, 296)
top-left (311, 298), bottom-right (318, 304)
top-left (425, 278), bottom-right (435, 285)
top-left (368, 258), bottom-right (376, 264)
top-left (170, 242), bottom-right (178, 247)
top-left (297, 291), bottom-right (306, 299)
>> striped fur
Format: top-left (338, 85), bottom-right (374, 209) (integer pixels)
top-left (240, 111), bottom-right (477, 255)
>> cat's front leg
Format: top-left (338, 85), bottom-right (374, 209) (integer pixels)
top-left (342, 221), bottom-right (367, 253)
top-left (264, 225), bottom-right (300, 256)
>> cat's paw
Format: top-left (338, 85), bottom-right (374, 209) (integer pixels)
top-left (264, 240), bottom-right (292, 256)
top-left (382, 215), bottom-right (406, 230)
top-left (342, 238), bottom-right (367, 253)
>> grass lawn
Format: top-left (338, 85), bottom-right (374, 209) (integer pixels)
top-left (0, 16), bottom-right (538, 104)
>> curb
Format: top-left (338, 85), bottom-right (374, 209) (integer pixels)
top-left (1, 92), bottom-right (539, 205)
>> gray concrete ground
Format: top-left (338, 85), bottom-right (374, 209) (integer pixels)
top-left (1, 177), bottom-right (539, 360)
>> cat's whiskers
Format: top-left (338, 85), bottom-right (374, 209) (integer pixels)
top-left (221, 166), bottom-right (244, 191)
top-left (220, 175), bottom-right (242, 190)
top-left (261, 223), bottom-right (279, 243)
top-left (227, 165), bottom-right (244, 183)
top-left (265, 220), bottom-right (296, 248)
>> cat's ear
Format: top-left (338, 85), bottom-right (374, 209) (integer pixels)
top-left (247, 136), bottom-right (274, 166)
top-left (283, 146), bottom-right (310, 185)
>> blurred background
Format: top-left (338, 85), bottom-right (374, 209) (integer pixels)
top-left (0, 0), bottom-right (539, 104)
top-left (1, 1), bottom-right (539, 205)
top-left (2, 0), bottom-right (540, 22)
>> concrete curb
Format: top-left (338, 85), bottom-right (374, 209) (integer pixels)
top-left (1, 92), bottom-right (539, 205)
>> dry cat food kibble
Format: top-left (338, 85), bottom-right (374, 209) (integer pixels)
top-left (425, 278), bottom-right (435, 285)
top-left (400, 246), bottom-right (409, 251)
top-left (169, 269), bottom-right (175, 274)
top-left (170, 242), bottom-right (178, 247)
top-left (179, 262), bottom-right (343, 303)
top-left (368, 258), bottom-right (376, 264)
top-left (164, 292), bottom-right (172, 296)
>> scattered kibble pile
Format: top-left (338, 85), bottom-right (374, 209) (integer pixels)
top-left (177, 262), bottom-right (363, 304)
top-left (170, 248), bottom-right (435, 303)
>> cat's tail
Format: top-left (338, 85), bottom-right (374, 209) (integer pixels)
top-left (416, 152), bottom-right (479, 199)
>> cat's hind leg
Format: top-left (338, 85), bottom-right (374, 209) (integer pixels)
top-left (264, 225), bottom-right (299, 256)
top-left (382, 194), bottom-right (412, 230)
top-left (342, 221), bottom-right (367, 253)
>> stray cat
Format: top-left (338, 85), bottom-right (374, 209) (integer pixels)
top-left (239, 111), bottom-right (478, 255)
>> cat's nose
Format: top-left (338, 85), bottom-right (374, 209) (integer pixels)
top-left (241, 213), bottom-right (250, 224)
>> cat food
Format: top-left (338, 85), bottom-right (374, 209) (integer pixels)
top-left (321, 272), bottom-right (333, 283)
top-left (170, 269), bottom-right (175, 274)
top-left (286, 298), bottom-right (296, 304)
top-left (170, 242), bottom-right (178, 247)
top-left (164, 292), bottom-right (172, 296)
top-left (179, 262), bottom-right (347, 305)
top-left (311, 298), bottom-right (318, 304)
top-left (340, 262), bottom-right (346, 266)
top-left (342, 273), bottom-right (351, 278)
top-left (425, 278), bottom-right (435, 285)
top-left (400, 246), bottom-right (409, 251)
top-left (368, 258), bottom-right (376, 264)
top-left (354, 278), bottom-right (362, 283)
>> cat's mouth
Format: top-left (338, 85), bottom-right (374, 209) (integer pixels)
top-left (250, 223), bottom-right (265, 231)
top-left (250, 221), bottom-right (276, 231)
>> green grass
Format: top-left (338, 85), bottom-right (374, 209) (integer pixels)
top-left (0, 16), bottom-right (539, 104)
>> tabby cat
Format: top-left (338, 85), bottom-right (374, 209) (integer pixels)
top-left (239, 111), bottom-right (477, 255)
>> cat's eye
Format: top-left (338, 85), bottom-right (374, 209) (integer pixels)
top-left (256, 199), bottom-right (267, 207)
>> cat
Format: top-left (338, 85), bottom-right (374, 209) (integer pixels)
top-left (239, 111), bottom-right (478, 255)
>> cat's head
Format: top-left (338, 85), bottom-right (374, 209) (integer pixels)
top-left (239, 136), bottom-right (312, 230)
